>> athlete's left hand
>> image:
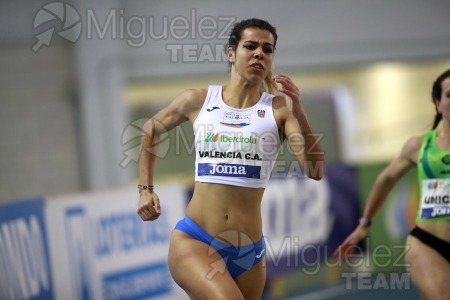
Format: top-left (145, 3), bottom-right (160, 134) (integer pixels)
top-left (272, 74), bottom-right (301, 111)
top-left (333, 225), bottom-right (368, 261)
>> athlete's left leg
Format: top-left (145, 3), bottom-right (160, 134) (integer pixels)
top-left (234, 258), bottom-right (266, 300)
top-left (405, 235), bottom-right (450, 300)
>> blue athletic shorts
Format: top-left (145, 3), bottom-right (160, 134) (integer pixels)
top-left (174, 216), bottom-right (266, 278)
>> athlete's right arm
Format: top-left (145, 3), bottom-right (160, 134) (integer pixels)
top-left (137, 88), bottom-right (206, 221)
top-left (333, 135), bottom-right (423, 260)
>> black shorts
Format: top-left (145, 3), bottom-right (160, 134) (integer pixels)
top-left (409, 226), bottom-right (450, 263)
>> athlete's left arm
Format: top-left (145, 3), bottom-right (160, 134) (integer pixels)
top-left (273, 75), bottom-right (325, 180)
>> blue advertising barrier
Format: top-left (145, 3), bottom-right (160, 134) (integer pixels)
top-left (45, 185), bottom-right (187, 300)
top-left (0, 197), bottom-right (53, 300)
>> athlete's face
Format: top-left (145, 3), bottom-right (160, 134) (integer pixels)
top-left (435, 77), bottom-right (450, 121)
top-left (227, 28), bottom-right (275, 83)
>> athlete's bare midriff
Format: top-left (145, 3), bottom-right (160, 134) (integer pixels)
top-left (417, 220), bottom-right (450, 243)
top-left (185, 182), bottom-right (265, 244)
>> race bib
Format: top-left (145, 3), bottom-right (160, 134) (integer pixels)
top-left (420, 179), bottom-right (450, 219)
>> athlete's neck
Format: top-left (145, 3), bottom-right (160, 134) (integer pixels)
top-left (438, 120), bottom-right (450, 135)
top-left (436, 121), bottom-right (450, 149)
top-left (222, 83), bottom-right (262, 109)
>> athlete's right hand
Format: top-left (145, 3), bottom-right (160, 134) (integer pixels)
top-left (137, 190), bottom-right (161, 221)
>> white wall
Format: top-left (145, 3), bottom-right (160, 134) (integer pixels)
top-left (0, 42), bottom-right (81, 203)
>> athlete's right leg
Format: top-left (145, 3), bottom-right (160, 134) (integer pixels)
top-left (405, 235), bottom-right (450, 300)
top-left (168, 230), bottom-right (245, 300)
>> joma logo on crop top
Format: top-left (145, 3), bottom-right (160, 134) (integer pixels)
top-left (211, 164), bottom-right (246, 175)
top-left (205, 132), bottom-right (257, 144)
top-left (198, 163), bottom-right (261, 178)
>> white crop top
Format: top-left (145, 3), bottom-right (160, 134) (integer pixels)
top-left (193, 85), bottom-right (282, 188)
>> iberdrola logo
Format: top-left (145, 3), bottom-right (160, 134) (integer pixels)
top-left (204, 132), bottom-right (257, 144)
top-left (205, 132), bottom-right (220, 142)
